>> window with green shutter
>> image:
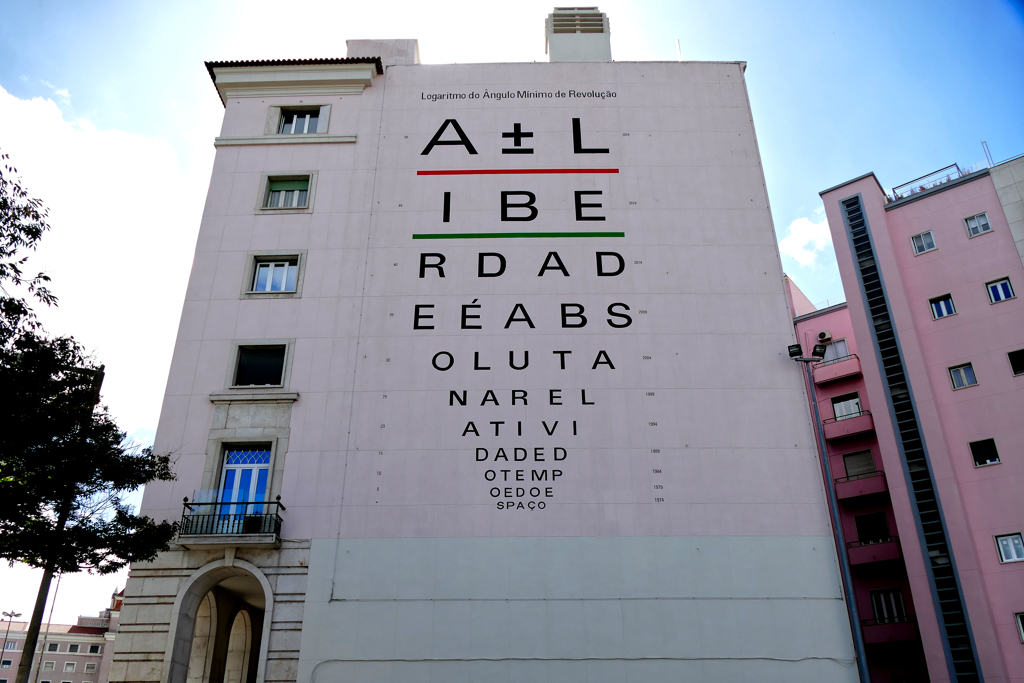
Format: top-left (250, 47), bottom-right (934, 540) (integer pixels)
top-left (265, 178), bottom-right (309, 208)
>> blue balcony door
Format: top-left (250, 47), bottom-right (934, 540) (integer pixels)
top-left (220, 449), bottom-right (271, 517)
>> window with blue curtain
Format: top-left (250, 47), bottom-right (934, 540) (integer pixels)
top-left (949, 364), bottom-right (978, 390)
top-left (988, 278), bottom-right (1015, 303)
top-left (930, 294), bottom-right (956, 319)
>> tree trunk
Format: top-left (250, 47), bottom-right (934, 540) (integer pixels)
top-left (14, 565), bottom-right (54, 683)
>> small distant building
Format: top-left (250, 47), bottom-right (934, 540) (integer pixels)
top-left (1, 590), bottom-right (122, 683)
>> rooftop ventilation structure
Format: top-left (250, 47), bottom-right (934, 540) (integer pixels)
top-left (545, 7), bottom-right (611, 62)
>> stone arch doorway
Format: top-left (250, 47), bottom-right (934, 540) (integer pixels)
top-left (165, 558), bottom-right (274, 683)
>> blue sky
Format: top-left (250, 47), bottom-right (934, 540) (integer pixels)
top-left (0, 0), bottom-right (1022, 621)
top-left (2, 0), bottom-right (1023, 306)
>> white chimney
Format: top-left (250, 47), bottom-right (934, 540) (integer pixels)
top-left (545, 7), bottom-right (611, 62)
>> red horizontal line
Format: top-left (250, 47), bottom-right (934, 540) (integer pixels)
top-left (417, 168), bottom-right (619, 176)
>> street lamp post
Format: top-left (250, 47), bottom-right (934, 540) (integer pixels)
top-left (2, 611), bottom-right (22, 665)
top-left (788, 343), bottom-right (871, 683)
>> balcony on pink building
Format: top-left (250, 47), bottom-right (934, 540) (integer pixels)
top-left (847, 536), bottom-right (902, 565)
top-left (823, 410), bottom-right (874, 441)
top-left (861, 616), bottom-right (918, 644)
top-left (835, 470), bottom-right (888, 500)
top-left (812, 354), bottom-right (862, 385)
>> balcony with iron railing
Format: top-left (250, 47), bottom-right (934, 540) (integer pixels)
top-left (847, 536), bottom-right (902, 565)
top-left (823, 409), bottom-right (874, 441)
top-left (861, 615), bottom-right (918, 644)
top-left (812, 354), bottom-right (862, 385)
top-left (178, 491), bottom-right (285, 548)
top-left (835, 469), bottom-right (888, 500)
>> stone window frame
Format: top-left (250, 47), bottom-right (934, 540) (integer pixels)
top-left (211, 439), bottom-right (278, 503)
top-left (240, 250), bottom-right (308, 300)
top-left (224, 339), bottom-right (295, 392)
top-left (264, 104), bottom-right (332, 136)
top-left (254, 171), bottom-right (318, 215)
top-left (201, 430), bottom-right (291, 506)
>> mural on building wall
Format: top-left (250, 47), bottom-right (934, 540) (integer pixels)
top-left (338, 63), bottom-right (803, 538)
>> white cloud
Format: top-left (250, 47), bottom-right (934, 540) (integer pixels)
top-left (0, 563), bottom-right (129, 626)
top-left (779, 208), bottom-right (833, 267)
top-left (0, 86), bottom-right (210, 617)
top-left (0, 85), bottom-right (209, 434)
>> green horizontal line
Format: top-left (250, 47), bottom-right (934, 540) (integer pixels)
top-left (412, 231), bottom-right (625, 240)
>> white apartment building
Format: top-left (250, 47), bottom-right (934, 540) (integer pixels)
top-left (110, 9), bottom-right (859, 683)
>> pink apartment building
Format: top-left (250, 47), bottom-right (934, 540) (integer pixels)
top-left (787, 279), bottom-right (930, 682)
top-left (808, 154), bottom-right (1024, 683)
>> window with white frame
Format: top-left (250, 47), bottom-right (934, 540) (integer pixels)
top-left (46, 644), bottom-right (58, 652)
top-left (67, 644), bottom-right (78, 653)
top-left (42, 662), bottom-right (54, 671)
top-left (279, 109), bottom-right (319, 135)
top-left (87, 645), bottom-right (100, 655)
top-left (219, 447), bottom-right (272, 513)
top-left (965, 212), bottom-right (992, 237)
top-left (63, 662), bottom-right (75, 673)
top-left (822, 338), bottom-right (849, 363)
top-left (997, 533), bottom-right (1024, 562)
top-left (929, 294), bottom-right (956, 319)
top-left (84, 663), bottom-right (96, 673)
top-left (264, 177), bottom-right (309, 209)
top-left (831, 393), bottom-right (861, 420)
top-left (1, 643), bottom-right (12, 651)
top-left (251, 259), bottom-right (298, 293)
top-left (0, 661), bottom-right (10, 670)
top-left (911, 230), bottom-right (936, 255)
top-left (987, 278), bottom-right (1015, 303)
top-left (949, 363), bottom-right (978, 389)
top-left (1017, 613), bottom-right (1024, 643)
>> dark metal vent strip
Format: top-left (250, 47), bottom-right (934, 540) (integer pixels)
top-left (841, 195), bottom-right (982, 682)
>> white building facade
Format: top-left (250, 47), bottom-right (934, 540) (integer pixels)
top-left (112, 14), bottom-right (860, 683)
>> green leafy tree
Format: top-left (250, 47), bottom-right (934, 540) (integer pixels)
top-left (0, 152), bottom-right (177, 683)
top-left (0, 151), bottom-right (55, 339)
